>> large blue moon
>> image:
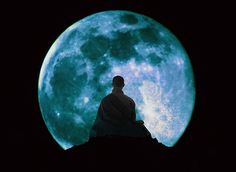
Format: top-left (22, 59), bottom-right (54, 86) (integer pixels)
top-left (38, 10), bottom-right (195, 150)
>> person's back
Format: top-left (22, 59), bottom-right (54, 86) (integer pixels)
top-left (90, 75), bottom-right (151, 138)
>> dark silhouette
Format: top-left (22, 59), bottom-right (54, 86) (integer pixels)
top-left (90, 75), bottom-right (151, 138)
top-left (64, 76), bottom-right (169, 171)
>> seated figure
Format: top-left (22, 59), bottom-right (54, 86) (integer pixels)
top-left (90, 75), bottom-right (151, 138)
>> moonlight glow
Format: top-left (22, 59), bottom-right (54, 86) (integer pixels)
top-left (38, 11), bottom-right (195, 150)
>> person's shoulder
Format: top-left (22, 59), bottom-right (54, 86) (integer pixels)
top-left (124, 94), bottom-right (135, 104)
top-left (102, 94), bottom-right (113, 102)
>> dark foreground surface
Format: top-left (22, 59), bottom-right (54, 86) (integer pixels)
top-left (64, 137), bottom-right (170, 171)
top-left (7, 131), bottom-right (229, 171)
top-left (29, 137), bottom-right (195, 171)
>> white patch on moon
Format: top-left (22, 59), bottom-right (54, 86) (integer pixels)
top-left (83, 97), bottom-right (89, 104)
top-left (112, 66), bottom-right (122, 73)
top-left (134, 42), bottom-right (165, 58)
top-left (174, 57), bottom-right (184, 66)
top-left (56, 112), bottom-right (60, 117)
top-left (74, 115), bottom-right (86, 125)
top-left (138, 80), bottom-right (185, 146)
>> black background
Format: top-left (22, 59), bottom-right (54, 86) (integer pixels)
top-left (5, 0), bottom-right (233, 171)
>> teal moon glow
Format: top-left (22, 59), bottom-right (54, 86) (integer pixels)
top-left (38, 10), bottom-right (195, 150)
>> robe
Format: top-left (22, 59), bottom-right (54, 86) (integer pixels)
top-left (90, 88), bottom-right (151, 138)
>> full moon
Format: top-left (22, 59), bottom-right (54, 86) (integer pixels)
top-left (38, 10), bottom-right (195, 150)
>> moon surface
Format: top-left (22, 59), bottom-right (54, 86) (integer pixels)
top-left (38, 10), bottom-right (195, 150)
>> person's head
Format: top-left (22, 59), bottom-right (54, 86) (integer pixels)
top-left (112, 75), bottom-right (125, 88)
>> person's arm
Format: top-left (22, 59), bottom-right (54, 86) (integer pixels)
top-left (130, 100), bottom-right (144, 125)
top-left (130, 101), bottom-right (136, 122)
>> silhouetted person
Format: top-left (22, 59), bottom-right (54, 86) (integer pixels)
top-left (90, 75), bottom-right (151, 138)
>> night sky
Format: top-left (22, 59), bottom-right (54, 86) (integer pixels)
top-left (5, 1), bottom-right (233, 171)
